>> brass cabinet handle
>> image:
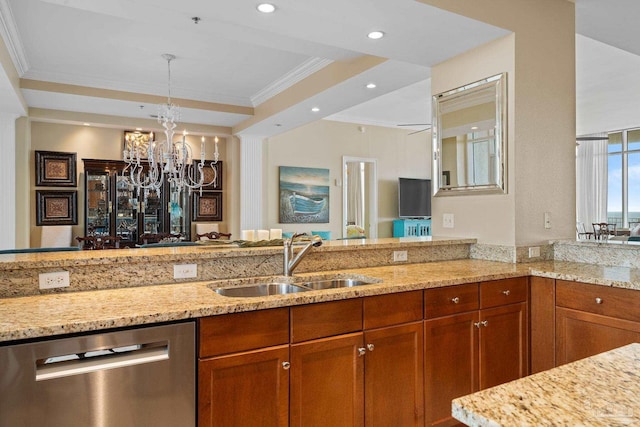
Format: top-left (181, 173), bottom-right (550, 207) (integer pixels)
top-left (451, 297), bottom-right (460, 304)
top-left (595, 297), bottom-right (603, 304)
top-left (502, 290), bottom-right (511, 296)
top-left (474, 321), bottom-right (488, 328)
top-left (282, 361), bottom-right (291, 370)
top-left (367, 344), bottom-right (375, 352)
top-left (358, 347), bottom-right (367, 357)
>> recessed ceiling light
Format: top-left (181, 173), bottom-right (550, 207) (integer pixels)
top-left (367, 31), bottom-right (385, 40)
top-left (83, 123), bottom-right (90, 126)
top-left (471, 126), bottom-right (479, 130)
top-left (257, 3), bottom-right (276, 13)
top-left (311, 107), bottom-right (320, 113)
top-left (366, 83), bottom-right (377, 89)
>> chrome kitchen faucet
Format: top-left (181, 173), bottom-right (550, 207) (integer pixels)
top-left (283, 233), bottom-right (323, 276)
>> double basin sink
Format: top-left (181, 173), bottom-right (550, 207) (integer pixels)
top-left (213, 276), bottom-right (381, 298)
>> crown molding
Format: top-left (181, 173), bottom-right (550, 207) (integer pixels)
top-left (22, 68), bottom-right (254, 107)
top-left (250, 57), bottom-right (333, 107)
top-left (0, 0), bottom-right (28, 75)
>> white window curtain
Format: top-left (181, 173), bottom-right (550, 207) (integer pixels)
top-left (576, 133), bottom-right (608, 231)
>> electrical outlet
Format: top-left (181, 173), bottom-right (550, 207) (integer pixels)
top-left (528, 247), bottom-right (541, 258)
top-left (443, 213), bottom-right (455, 228)
top-left (174, 264), bottom-right (197, 279)
top-left (39, 271), bottom-right (70, 289)
top-left (393, 250), bottom-right (408, 262)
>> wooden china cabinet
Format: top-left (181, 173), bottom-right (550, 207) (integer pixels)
top-left (83, 159), bottom-right (190, 246)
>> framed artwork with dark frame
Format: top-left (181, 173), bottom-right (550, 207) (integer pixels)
top-left (192, 160), bottom-right (223, 190)
top-left (36, 190), bottom-right (78, 225)
top-left (35, 151), bottom-right (77, 187)
top-left (192, 192), bottom-right (222, 221)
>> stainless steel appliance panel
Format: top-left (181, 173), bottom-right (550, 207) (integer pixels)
top-left (0, 322), bottom-right (195, 427)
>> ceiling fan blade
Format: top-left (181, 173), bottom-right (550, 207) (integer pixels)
top-left (576, 136), bottom-right (608, 141)
top-left (408, 128), bottom-right (431, 136)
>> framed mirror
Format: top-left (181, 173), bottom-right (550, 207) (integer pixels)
top-left (432, 73), bottom-right (507, 196)
top-left (342, 156), bottom-right (378, 239)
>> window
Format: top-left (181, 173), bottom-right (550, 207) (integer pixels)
top-left (608, 129), bottom-right (640, 228)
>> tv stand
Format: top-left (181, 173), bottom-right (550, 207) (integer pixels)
top-left (393, 218), bottom-right (431, 237)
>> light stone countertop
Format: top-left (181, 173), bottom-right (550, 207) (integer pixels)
top-left (452, 343), bottom-right (640, 426)
top-left (0, 237), bottom-right (474, 270)
top-left (4, 258), bottom-right (640, 343)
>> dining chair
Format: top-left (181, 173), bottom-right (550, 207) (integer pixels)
top-left (195, 231), bottom-right (232, 241)
top-left (40, 225), bottom-right (73, 247)
top-left (576, 222), bottom-right (593, 239)
top-left (592, 223), bottom-right (616, 240)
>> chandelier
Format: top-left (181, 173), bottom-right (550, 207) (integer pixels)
top-left (122, 53), bottom-right (219, 198)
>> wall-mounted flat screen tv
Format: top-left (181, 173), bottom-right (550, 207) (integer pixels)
top-left (398, 178), bottom-right (431, 218)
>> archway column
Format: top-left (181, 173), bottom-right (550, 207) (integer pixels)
top-left (238, 135), bottom-right (267, 231)
top-left (0, 113), bottom-right (18, 249)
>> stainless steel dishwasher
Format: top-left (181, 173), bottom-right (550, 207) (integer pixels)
top-left (0, 321), bottom-right (195, 427)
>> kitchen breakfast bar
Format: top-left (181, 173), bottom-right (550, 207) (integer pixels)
top-left (2, 238), bottom-right (640, 426)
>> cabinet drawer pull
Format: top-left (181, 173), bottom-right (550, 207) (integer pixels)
top-left (451, 297), bottom-right (460, 304)
top-left (367, 344), bottom-right (375, 352)
top-left (502, 290), bottom-right (511, 296)
top-left (282, 361), bottom-right (290, 370)
top-left (595, 297), bottom-right (603, 304)
top-left (474, 320), bottom-right (489, 328)
top-left (358, 347), bottom-right (366, 357)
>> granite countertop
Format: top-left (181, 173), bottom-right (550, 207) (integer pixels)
top-left (3, 258), bottom-right (640, 344)
top-left (0, 237), bottom-right (475, 270)
top-left (452, 343), bottom-right (640, 426)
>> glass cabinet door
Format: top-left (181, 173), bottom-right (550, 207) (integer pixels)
top-left (142, 190), bottom-right (163, 236)
top-left (168, 184), bottom-right (190, 239)
top-left (85, 171), bottom-right (110, 236)
top-left (114, 175), bottom-right (138, 244)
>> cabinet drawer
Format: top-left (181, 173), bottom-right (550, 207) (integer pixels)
top-left (198, 308), bottom-right (289, 358)
top-left (291, 299), bottom-right (362, 343)
top-left (556, 280), bottom-right (640, 323)
top-left (363, 290), bottom-right (423, 329)
top-left (480, 277), bottom-right (528, 309)
top-left (424, 283), bottom-right (479, 319)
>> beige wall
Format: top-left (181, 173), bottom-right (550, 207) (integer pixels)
top-left (432, 34), bottom-right (517, 245)
top-left (425, 0), bottom-right (576, 247)
top-left (25, 121), bottom-right (230, 247)
top-left (266, 120), bottom-right (431, 238)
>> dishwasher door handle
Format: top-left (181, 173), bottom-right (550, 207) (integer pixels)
top-left (36, 345), bottom-right (169, 381)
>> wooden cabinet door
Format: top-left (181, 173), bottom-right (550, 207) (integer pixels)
top-left (478, 302), bottom-right (528, 390)
top-left (198, 345), bottom-right (289, 427)
top-left (424, 311), bottom-right (478, 427)
top-left (556, 307), bottom-right (640, 365)
top-left (290, 333), bottom-right (364, 427)
top-left (364, 321), bottom-right (424, 427)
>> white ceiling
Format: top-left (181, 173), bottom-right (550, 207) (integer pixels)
top-left (0, 0), bottom-right (508, 135)
top-left (0, 0), bottom-right (639, 137)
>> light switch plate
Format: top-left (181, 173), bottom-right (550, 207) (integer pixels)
top-left (443, 213), bottom-right (455, 228)
top-left (174, 264), bottom-right (197, 279)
